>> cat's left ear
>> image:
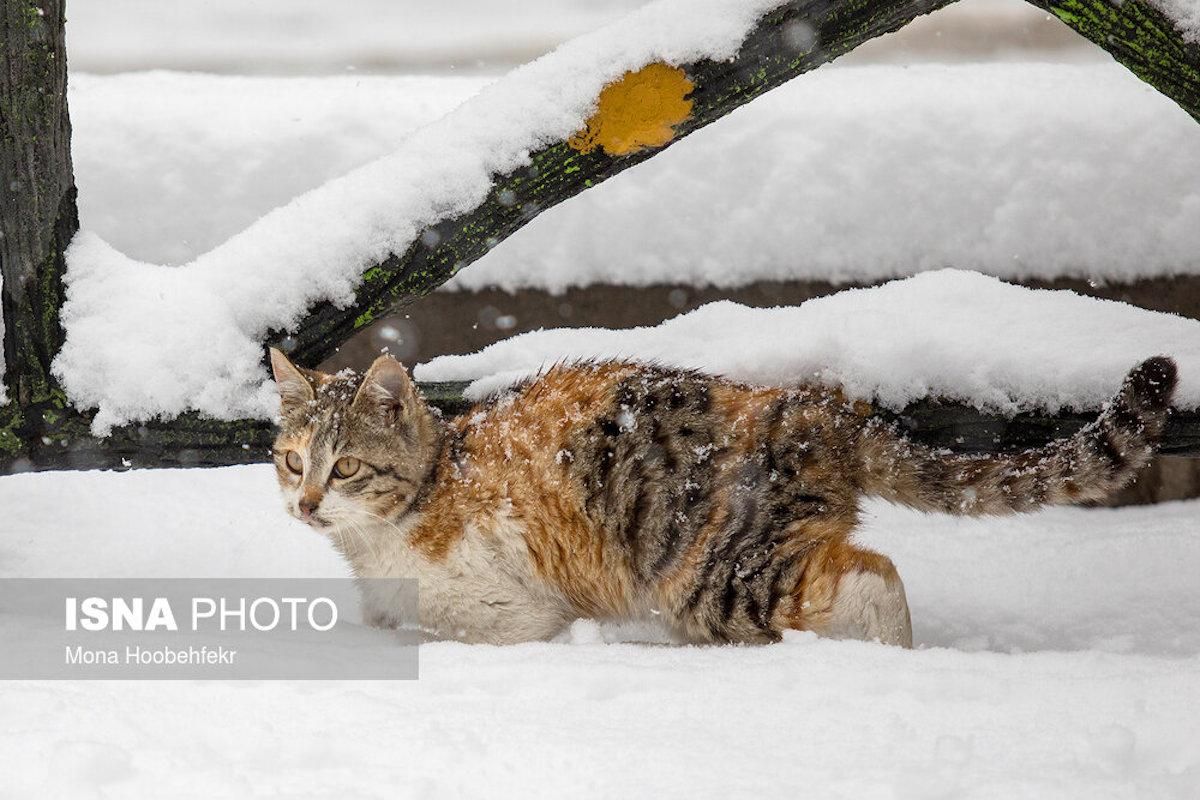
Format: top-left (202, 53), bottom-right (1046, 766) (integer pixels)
top-left (352, 354), bottom-right (416, 424)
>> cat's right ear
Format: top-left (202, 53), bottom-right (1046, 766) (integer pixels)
top-left (269, 347), bottom-right (315, 409)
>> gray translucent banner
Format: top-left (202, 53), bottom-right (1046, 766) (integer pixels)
top-left (0, 579), bottom-right (419, 679)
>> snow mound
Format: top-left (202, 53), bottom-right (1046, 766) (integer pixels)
top-left (55, 0), bottom-right (784, 433)
top-left (2, 465), bottom-right (1198, 795)
top-left (417, 270), bottom-right (1200, 412)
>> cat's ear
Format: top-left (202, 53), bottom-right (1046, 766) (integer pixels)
top-left (269, 347), bottom-right (315, 409)
top-left (352, 354), bottom-right (415, 424)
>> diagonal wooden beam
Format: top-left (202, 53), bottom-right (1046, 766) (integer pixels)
top-left (269, 0), bottom-right (961, 368)
top-left (6, 0), bottom-right (1200, 471)
top-left (1027, 0), bottom-right (1200, 124)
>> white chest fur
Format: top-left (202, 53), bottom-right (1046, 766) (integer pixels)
top-left (343, 512), bottom-right (573, 644)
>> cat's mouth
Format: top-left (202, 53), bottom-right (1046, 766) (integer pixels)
top-left (296, 512), bottom-right (333, 531)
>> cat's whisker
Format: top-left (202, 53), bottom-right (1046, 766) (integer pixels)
top-left (346, 518), bottom-right (382, 565)
top-left (357, 508), bottom-right (411, 540)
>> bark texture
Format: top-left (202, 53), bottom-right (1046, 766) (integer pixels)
top-left (2, 0), bottom-right (1200, 472)
top-left (1028, 0), bottom-right (1200, 124)
top-left (270, 0), bottom-right (963, 368)
top-left (0, 0), bottom-right (77, 461)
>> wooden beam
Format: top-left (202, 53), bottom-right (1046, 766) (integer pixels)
top-left (5, 0), bottom-right (1200, 471)
top-left (1027, 0), bottom-right (1200, 124)
top-left (270, 0), bottom-right (961, 368)
top-left (5, 380), bottom-right (1197, 472)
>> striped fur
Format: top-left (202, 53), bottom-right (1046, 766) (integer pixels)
top-left (270, 350), bottom-right (1177, 646)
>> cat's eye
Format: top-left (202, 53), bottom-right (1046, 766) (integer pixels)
top-left (284, 450), bottom-right (303, 474)
top-left (333, 456), bottom-right (361, 479)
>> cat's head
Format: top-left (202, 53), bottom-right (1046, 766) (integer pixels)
top-left (268, 348), bottom-right (440, 534)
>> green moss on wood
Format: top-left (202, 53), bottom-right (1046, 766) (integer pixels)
top-left (5, 0), bottom-right (1200, 472)
top-left (1029, 0), bottom-right (1200, 122)
top-left (270, 0), bottom-right (964, 368)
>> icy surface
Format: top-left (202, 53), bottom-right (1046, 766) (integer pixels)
top-left (56, 0), bottom-right (783, 433)
top-left (1, 464), bottom-right (1198, 796)
top-left (418, 270), bottom-right (1200, 412)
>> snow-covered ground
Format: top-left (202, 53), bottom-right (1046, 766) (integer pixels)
top-left (1, 466), bottom-right (1198, 796)
top-left (6, 1), bottom-right (1200, 794)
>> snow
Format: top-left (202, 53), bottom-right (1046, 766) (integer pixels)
top-left (418, 269), bottom-right (1200, 412)
top-left (56, 0), bottom-right (785, 433)
top-left (2, 464), bottom-right (1198, 796)
top-left (10, 0), bottom-right (1199, 792)
top-left (1153, 0), bottom-right (1200, 42)
top-left (70, 73), bottom-right (487, 265)
top-left (60, 60), bottom-right (1200, 431)
top-left (454, 62), bottom-right (1200, 293)
top-left (71, 64), bottom-right (1200, 282)
top-left (66, 0), bottom-right (650, 74)
top-left (62, 0), bottom-right (1109, 75)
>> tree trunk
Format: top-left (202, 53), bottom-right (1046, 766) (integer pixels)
top-left (1, 0), bottom-right (76, 455)
top-left (2, 0), bottom-right (1200, 472)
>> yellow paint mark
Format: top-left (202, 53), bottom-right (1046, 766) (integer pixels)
top-left (568, 63), bottom-right (694, 157)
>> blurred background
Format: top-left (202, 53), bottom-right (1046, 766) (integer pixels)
top-left (67, 0), bottom-right (1096, 75)
top-left (62, 0), bottom-right (1199, 502)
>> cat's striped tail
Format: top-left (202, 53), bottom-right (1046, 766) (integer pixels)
top-left (856, 357), bottom-right (1178, 514)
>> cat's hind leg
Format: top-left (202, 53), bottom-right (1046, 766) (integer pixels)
top-left (789, 540), bottom-right (912, 648)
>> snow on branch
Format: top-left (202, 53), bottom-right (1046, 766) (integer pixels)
top-left (54, 0), bottom-right (957, 433)
top-left (417, 271), bottom-right (1200, 414)
top-left (45, 0), bottom-right (1200, 448)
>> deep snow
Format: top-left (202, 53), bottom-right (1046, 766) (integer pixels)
top-left (422, 270), bottom-right (1200, 412)
top-left (8, 0), bottom-right (1200, 794)
top-left (1, 465), bottom-right (1198, 797)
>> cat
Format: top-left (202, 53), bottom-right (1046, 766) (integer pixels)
top-left (269, 348), bottom-right (1177, 647)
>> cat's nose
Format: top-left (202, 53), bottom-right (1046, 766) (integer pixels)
top-left (298, 496), bottom-right (320, 519)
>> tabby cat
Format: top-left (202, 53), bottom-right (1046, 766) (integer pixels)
top-left (269, 348), bottom-right (1177, 647)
